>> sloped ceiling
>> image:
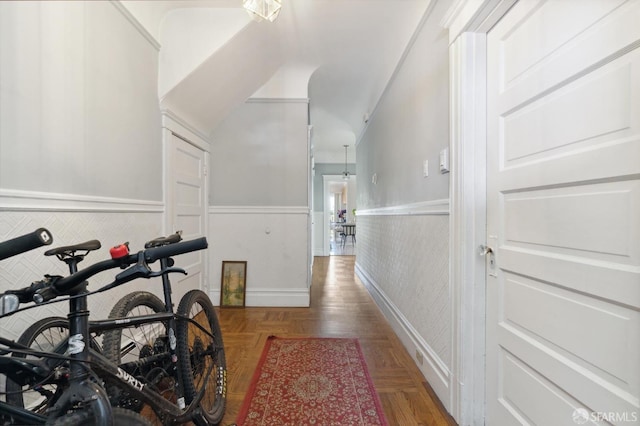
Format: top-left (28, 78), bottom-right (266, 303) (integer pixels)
top-left (121, 0), bottom-right (434, 159)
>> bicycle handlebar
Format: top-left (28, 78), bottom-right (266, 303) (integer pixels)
top-left (0, 228), bottom-right (53, 261)
top-left (143, 237), bottom-right (205, 263)
top-left (1, 237), bottom-right (208, 310)
top-left (48, 237), bottom-right (207, 296)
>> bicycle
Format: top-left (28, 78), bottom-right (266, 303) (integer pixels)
top-left (0, 230), bottom-right (225, 425)
top-left (102, 232), bottom-right (226, 425)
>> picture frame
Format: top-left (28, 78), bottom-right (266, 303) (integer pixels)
top-left (220, 261), bottom-right (247, 308)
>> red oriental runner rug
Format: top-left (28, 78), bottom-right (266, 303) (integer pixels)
top-left (236, 336), bottom-right (389, 426)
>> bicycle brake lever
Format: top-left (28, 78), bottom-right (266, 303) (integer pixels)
top-left (115, 252), bottom-right (152, 282)
top-left (146, 267), bottom-right (187, 278)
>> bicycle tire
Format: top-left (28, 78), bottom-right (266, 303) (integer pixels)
top-left (5, 316), bottom-right (104, 415)
top-left (102, 291), bottom-right (166, 364)
top-left (50, 406), bottom-right (153, 426)
top-left (176, 289), bottom-right (226, 425)
top-left (101, 291), bottom-right (169, 425)
top-left (5, 316), bottom-right (70, 412)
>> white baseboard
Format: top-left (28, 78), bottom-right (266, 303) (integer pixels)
top-left (210, 287), bottom-right (310, 308)
top-left (355, 262), bottom-right (451, 409)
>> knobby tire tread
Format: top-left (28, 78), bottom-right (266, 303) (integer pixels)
top-left (102, 291), bottom-right (165, 364)
top-left (176, 289), bottom-right (226, 425)
top-left (101, 291), bottom-right (168, 426)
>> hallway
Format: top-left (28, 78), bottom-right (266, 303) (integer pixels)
top-left (218, 256), bottom-right (455, 425)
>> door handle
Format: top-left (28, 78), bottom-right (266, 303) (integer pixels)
top-left (478, 245), bottom-right (493, 256)
top-left (479, 244), bottom-right (497, 276)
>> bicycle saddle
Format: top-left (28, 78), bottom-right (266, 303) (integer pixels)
top-left (45, 240), bottom-right (102, 257)
top-left (145, 231), bottom-right (182, 248)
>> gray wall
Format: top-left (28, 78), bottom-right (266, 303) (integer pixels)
top-left (209, 101), bottom-right (309, 207)
top-left (354, 0), bottom-right (452, 405)
top-left (357, 10), bottom-right (449, 208)
top-left (0, 1), bottom-right (162, 201)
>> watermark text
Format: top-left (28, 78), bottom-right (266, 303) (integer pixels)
top-left (572, 408), bottom-right (638, 424)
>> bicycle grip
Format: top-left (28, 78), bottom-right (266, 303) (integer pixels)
top-left (144, 237), bottom-right (208, 263)
top-left (0, 228), bottom-right (53, 261)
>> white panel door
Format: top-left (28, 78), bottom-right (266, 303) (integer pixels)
top-left (168, 133), bottom-right (208, 296)
top-left (486, 1), bottom-right (640, 424)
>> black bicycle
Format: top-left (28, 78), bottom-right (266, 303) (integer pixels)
top-left (0, 229), bottom-right (226, 425)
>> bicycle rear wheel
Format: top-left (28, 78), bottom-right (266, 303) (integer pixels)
top-left (102, 291), bottom-right (167, 365)
top-left (176, 289), bottom-right (226, 425)
top-left (102, 291), bottom-right (170, 424)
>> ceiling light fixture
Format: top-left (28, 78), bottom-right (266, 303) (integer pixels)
top-left (242, 0), bottom-right (282, 22)
top-left (342, 145), bottom-right (350, 180)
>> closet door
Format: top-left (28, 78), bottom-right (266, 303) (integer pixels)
top-left (167, 132), bottom-right (208, 296)
top-left (486, 0), bottom-right (640, 424)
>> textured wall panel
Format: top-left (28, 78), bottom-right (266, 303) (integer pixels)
top-left (0, 210), bottom-right (163, 340)
top-left (356, 214), bottom-right (450, 366)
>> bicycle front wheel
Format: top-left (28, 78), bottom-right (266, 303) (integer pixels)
top-left (51, 407), bottom-right (153, 426)
top-left (5, 316), bottom-right (69, 412)
top-left (176, 289), bottom-right (226, 425)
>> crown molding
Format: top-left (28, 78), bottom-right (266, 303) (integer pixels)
top-left (110, 1), bottom-right (161, 51)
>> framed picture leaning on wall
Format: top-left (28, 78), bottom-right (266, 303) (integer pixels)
top-left (220, 261), bottom-right (247, 307)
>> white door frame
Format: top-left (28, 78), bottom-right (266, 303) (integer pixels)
top-left (322, 175), bottom-right (342, 256)
top-left (448, 32), bottom-right (488, 426)
top-left (322, 174), bottom-right (356, 256)
top-left (445, 1), bottom-right (516, 424)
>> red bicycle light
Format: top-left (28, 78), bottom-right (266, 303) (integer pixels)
top-left (110, 243), bottom-right (129, 259)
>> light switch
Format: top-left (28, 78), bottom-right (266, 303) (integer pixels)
top-left (423, 160), bottom-right (429, 177)
top-left (439, 148), bottom-right (449, 173)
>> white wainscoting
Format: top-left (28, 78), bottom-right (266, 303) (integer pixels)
top-left (209, 205), bottom-right (310, 307)
top-left (354, 199), bottom-right (451, 409)
top-left (0, 189), bottom-right (165, 340)
top-left (356, 264), bottom-right (451, 400)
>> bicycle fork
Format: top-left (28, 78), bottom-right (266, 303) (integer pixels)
top-left (159, 256), bottom-right (188, 411)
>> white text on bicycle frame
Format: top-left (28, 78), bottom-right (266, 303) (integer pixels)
top-left (117, 367), bottom-right (145, 391)
top-left (67, 334), bottom-right (85, 355)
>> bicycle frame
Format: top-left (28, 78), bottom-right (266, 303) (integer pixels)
top-left (0, 310), bottom-right (220, 424)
